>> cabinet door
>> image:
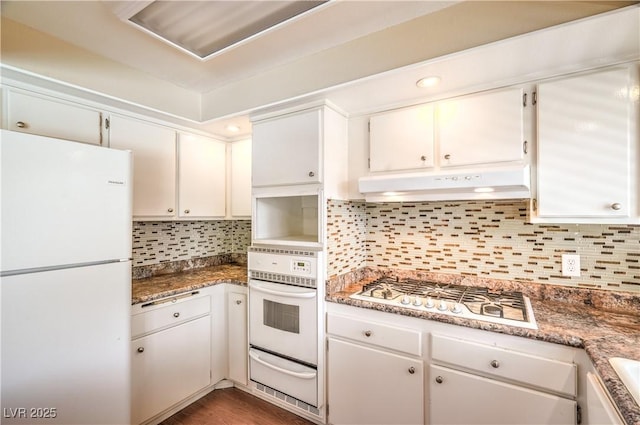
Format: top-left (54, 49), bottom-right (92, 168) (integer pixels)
top-left (109, 115), bottom-right (176, 217)
top-left (328, 338), bottom-right (423, 425)
top-left (227, 291), bottom-right (248, 385)
top-left (369, 104), bottom-right (435, 172)
top-left (230, 139), bottom-right (252, 217)
top-left (437, 88), bottom-right (524, 167)
top-left (429, 365), bottom-right (576, 425)
top-left (7, 90), bottom-right (103, 145)
top-left (252, 108), bottom-right (321, 186)
top-left (178, 133), bottom-right (226, 218)
top-left (584, 372), bottom-right (624, 425)
top-left (131, 316), bottom-right (211, 424)
top-left (536, 67), bottom-right (633, 218)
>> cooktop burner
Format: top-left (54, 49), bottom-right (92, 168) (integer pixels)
top-left (350, 277), bottom-right (537, 329)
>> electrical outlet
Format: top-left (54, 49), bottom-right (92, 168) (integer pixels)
top-left (562, 254), bottom-right (581, 277)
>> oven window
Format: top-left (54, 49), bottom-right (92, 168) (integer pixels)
top-left (263, 300), bottom-right (300, 334)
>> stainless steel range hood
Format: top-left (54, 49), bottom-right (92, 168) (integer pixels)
top-left (358, 165), bottom-right (531, 202)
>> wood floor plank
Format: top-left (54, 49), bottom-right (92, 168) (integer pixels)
top-left (159, 388), bottom-right (315, 425)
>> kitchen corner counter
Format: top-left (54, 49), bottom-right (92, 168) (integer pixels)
top-left (327, 282), bottom-right (640, 425)
top-left (131, 263), bottom-right (247, 305)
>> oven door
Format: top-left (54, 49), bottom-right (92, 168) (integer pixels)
top-left (249, 279), bottom-right (317, 365)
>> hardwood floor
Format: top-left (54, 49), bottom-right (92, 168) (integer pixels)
top-left (159, 388), bottom-right (315, 425)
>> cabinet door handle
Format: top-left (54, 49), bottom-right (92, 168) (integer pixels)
top-left (420, 155), bottom-right (427, 161)
top-left (435, 376), bottom-right (444, 384)
top-left (444, 154), bottom-right (451, 160)
top-left (236, 300), bottom-right (242, 305)
top-left (490, 360), bottom-right (500, 368)
top-left (611, 203), bottom-right (622, 211)
top-left (184, 209), bottom-right (190, 214)
top-left (137, 347), bottom-right (144, 353)
top-left (364, 330), bottom-right (372, 337)
top-left (408, 367), bottom-right (415, 374)
top-left (308, 171), bottom-right (315, 177)
top-left (173, 312), bottom-right (180, 318)
top-left (16, 121), bottom-right (26, 128)
top-left (167, 208), bottom-right (174, 213)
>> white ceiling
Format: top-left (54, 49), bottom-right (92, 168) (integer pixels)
top-left (1, 1), bottom-right (637, 139)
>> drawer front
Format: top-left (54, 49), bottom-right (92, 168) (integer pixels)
top-left (132, 295), bottom-right (210, 338)
top-left (327, 313), bottom-right (422, 356)
top-left (431, 334), bottom-right (576, 397)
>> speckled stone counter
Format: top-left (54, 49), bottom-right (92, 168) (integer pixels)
top-left (327, 269), bottom-right (640, 425)
top-left (131, 263), bottom-right (247, 305)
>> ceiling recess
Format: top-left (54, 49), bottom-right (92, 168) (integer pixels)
top-left (123, 0), bottom-right (327, 60)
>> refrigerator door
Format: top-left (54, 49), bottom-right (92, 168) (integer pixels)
top-left (1, 261), bottom-right (131, 425)
top-left (0, 130), bottom-right (132, 273)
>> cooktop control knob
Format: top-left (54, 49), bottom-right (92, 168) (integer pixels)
top-left (437, 300), bottom-right (448, 311)
top-left (401, 294), bottom-right (411, 305)
top-left (424, 297), bottom-right (435, 308)
top-left (412, 297), bottom-right (422, 307)
top-left (451, 303), bottom-right (463, 314)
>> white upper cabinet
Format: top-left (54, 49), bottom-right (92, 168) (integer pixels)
top-left (178, 133), bottom-right (226, 218)
top-left (534, 66), bottom-right (638, 223)
top-left (7, 90), bottom-right (103, 146)
top-left (252, 107), bottom-right (322, 187)
top-left (369, 104), bottom-right (435, 172)
top-left (109, 115), bottom-right (177, 218)
top-left (436, 87), bottom-right (525, 167)
top-left (229, 139), bottom-right (252, 217)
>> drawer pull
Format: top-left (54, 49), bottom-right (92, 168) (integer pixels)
top-left (137, 347), bottom-right (144, 353)
top-left (364, 330), bottom-right (372, 337)
top-left (236, 300), bottom-right (242, 305)
top-left (435, 376), bottom-right (444, 384)
top-left (16, 121), bottom-right (26, 128)
top-left (490, 360), bottom-right (500, 368)
top-left (408, 367), bottom-right (415, 374)
top-left (173, 312), bottom-right (180, 318)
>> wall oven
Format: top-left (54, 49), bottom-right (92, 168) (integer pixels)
top-left (248, 247), bottom-right (321, 407)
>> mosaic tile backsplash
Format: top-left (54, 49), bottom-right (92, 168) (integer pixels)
top-left (326, 199), bottom-right (640, 292)
top-left (133, 220), bottom-right (251, 267)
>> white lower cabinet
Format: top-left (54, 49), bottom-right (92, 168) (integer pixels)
top-left (227, 289), bottom-right (248, 385)
top-left (131, 316), bottom-right (211, 424)
top-left (327, 313), bottom-right (424, 425)
top-left (429, 364), bottom-right (576, 424)
top-left (327, 338), bottom-right (424, 425)
top-left (325, 303), bottom-right (607, 425)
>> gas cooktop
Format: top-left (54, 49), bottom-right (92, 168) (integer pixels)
top-left (350, 277), bottom-right (537, 329)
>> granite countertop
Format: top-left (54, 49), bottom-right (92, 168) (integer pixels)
top-left (328, 281), bottom-right (640, 425)
top-left (131, 263), bottom-right (247, 305)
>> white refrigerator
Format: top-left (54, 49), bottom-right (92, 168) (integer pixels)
top-left (1, 129), bottom-right (132, 424)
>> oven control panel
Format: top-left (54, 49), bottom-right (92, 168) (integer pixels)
top-left (248, 249), bottom-right (318, 278)
top-left (291, 259), bottom-right (312, 274)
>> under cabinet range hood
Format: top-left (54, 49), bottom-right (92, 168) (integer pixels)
top-left (358, 165), bottom-right (531, 202)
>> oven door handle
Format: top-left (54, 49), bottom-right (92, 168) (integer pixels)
top-left (249, 281), bottom-right (316, 299)
top-left (249, 350), bottom-right (316, 379)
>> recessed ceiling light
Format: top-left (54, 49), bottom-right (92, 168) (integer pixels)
top-left (416, 76), bottom-right (441, 88)
top-left (226, 124), bottom-right (241, 133)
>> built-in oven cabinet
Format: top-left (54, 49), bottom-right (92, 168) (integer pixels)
top-left (326, 313), bottom-right (424, 425)
top-left (250, 103), bottom-right (347, 196)
top-left (252, 190), bottom-right (323, 246)
top-left (531, 63), bottom-right (639, 224)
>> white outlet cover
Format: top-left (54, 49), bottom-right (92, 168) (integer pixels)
top-left (562, 254), bottom-right (581, 277)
